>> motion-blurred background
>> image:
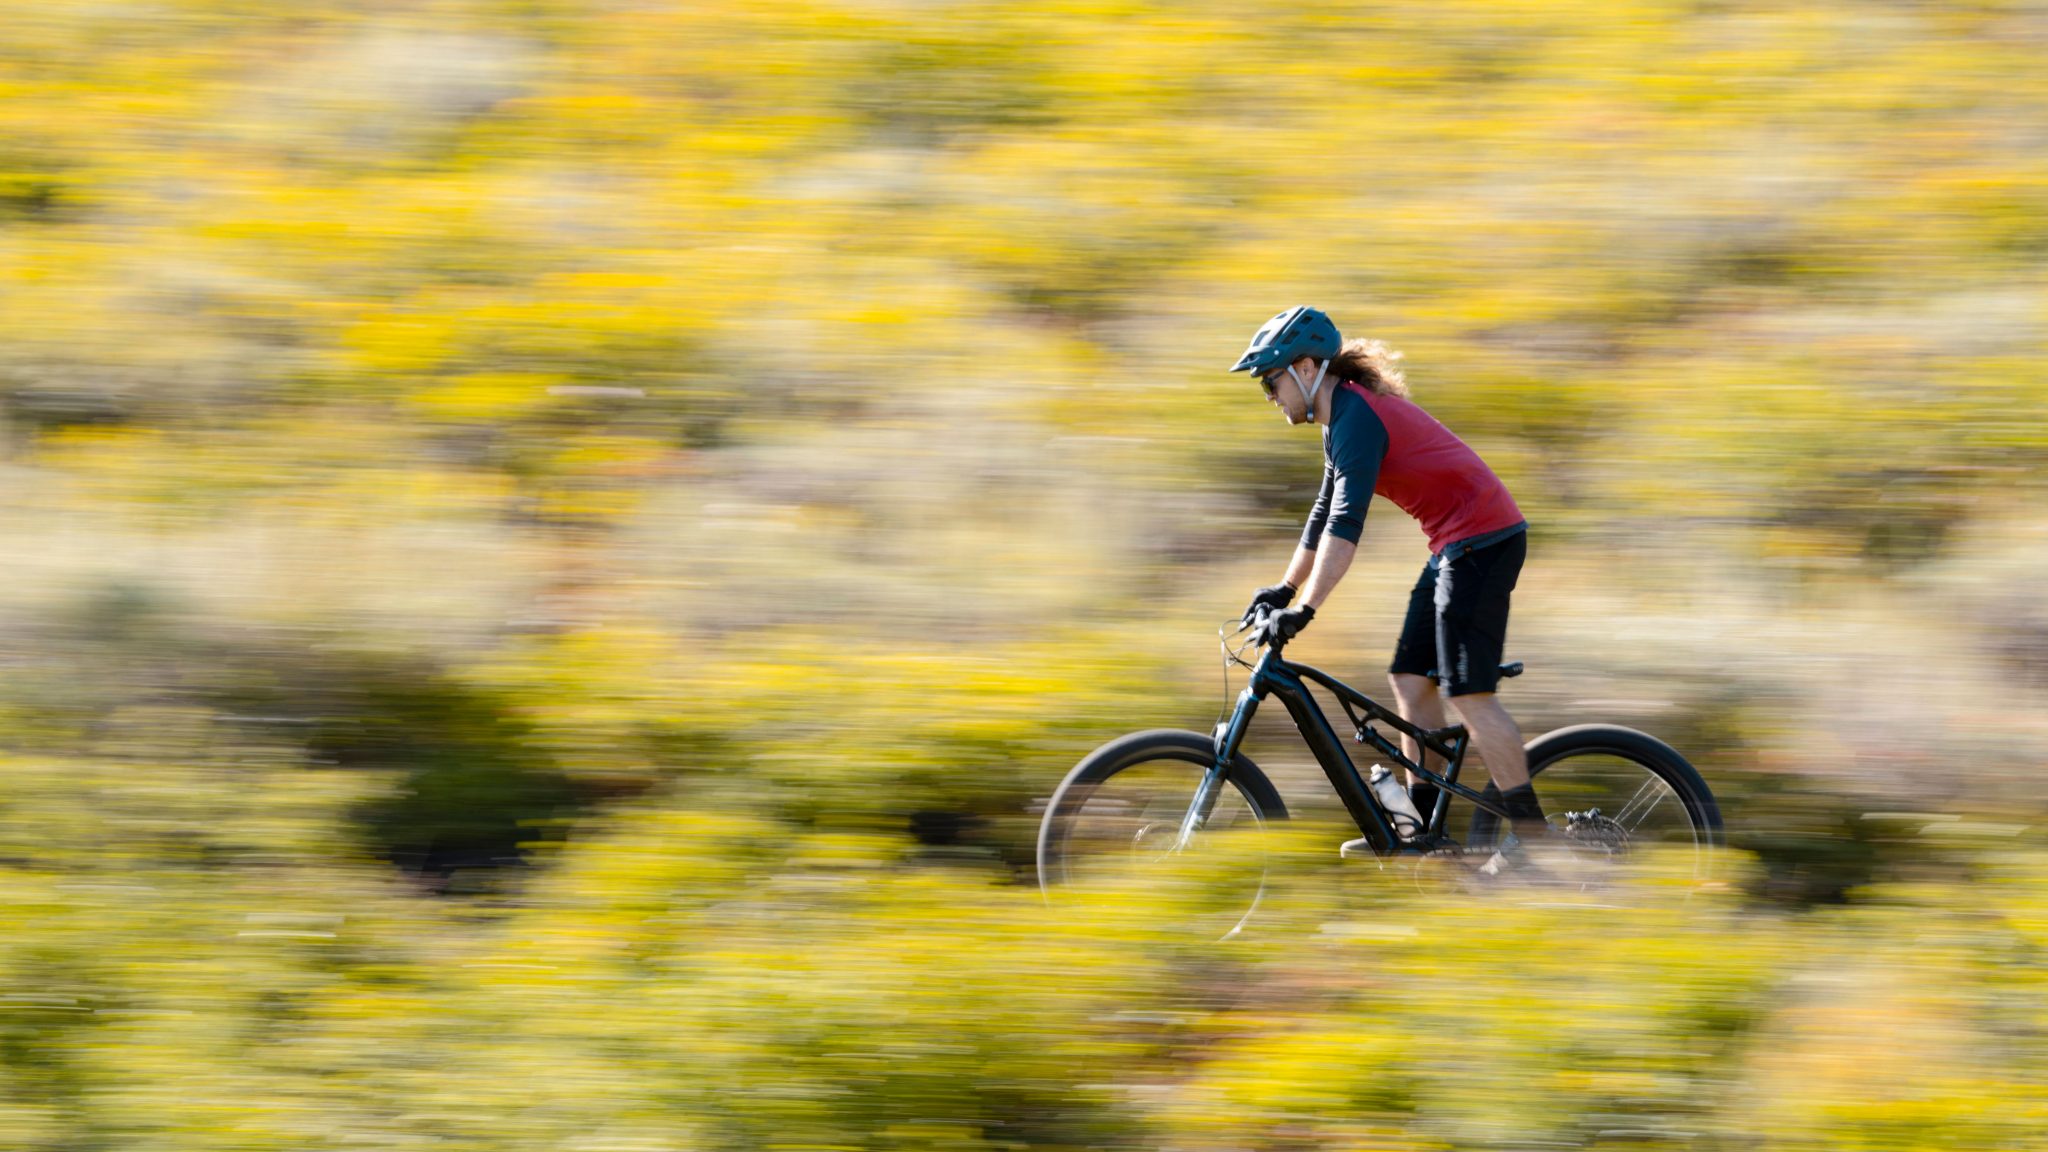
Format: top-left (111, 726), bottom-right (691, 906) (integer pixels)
top-left (3, 1), bottom-right (2047, 1147)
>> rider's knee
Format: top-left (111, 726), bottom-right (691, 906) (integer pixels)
top-left (1388, 672), bottom-right (1436, 703)
top-left (1449, 691), bottom-right (1519, 729)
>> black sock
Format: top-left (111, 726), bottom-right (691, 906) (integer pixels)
top-left (1409, 780), bottom-right (1442, 829)
top-left (1500, 784), bottom-right (1547, 839)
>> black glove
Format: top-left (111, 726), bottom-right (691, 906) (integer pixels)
top-left (1253, 603), bottom-right (1314, 648)
top-left (1240, 582), bottom-right (1296, 626)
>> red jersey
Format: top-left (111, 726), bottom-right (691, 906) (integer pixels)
top-left (1301, 381), bottom-right (1524, 556)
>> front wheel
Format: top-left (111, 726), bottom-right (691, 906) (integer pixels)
top-left (1467, 724), bottom-right (1722, 876)
top-left (1037, 729), bottom-right (1288, 938)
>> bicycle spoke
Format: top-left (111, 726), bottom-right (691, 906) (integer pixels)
top-left (1611, 778), bottom-right (1667, 831)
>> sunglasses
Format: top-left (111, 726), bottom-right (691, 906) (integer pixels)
top-left (1259, 367), bottom-right (1286, 397)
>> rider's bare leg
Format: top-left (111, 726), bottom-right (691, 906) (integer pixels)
top-left (1388, 673), bottom-right (1447, 786)
top-left (1445, 691), bottom-right (1530, 792)
top-left (1446, 690), bottom-right (1551, 848)
top-left (1393, 676), bottom-right (1543, 841)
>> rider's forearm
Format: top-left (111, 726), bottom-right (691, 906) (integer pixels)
top-left (1297, 537), bottom-right (1357, 610)
top-left (1279, 545), bottom-right (1316, 591)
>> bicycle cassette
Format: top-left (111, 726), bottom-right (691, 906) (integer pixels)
top-left (1560, 808), bottom-right (1629, 857)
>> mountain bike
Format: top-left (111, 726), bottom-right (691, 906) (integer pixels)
top-left (1036, 612), bottom-right (1722, 933)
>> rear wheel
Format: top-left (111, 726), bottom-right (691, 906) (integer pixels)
top-left (1037, 729), bottom-right (1287, 938)
top-left (1467, 724), bottom-right (1721, 878)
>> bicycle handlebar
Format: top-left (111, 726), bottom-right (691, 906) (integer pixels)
top-left (1220, 605), bottom-right (1292, 672)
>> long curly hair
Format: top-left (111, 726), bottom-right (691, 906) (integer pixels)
top-left (1329, 338), bottom-right (1409, 397)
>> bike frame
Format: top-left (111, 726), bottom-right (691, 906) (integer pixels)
top-left (1182, 643), bottom-right (1517, 858)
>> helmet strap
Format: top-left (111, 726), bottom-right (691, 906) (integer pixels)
top-left (1290, 360), bottom-right (1332, 422)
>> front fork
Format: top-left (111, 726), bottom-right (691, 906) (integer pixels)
top-left (1177, 684), bottom-right (1261, 849)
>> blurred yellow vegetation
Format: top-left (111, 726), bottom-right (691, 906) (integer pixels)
top-left (3, 0), bottom-right (2048, 1145)
top-left (12, 767), bottom-right (2048, 1149)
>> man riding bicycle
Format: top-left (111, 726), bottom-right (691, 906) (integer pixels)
top-left (1229, 305), bottom-right (1548, 873)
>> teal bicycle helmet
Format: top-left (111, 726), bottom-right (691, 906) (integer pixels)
top-left (1230, 305), bottom-right (1342, 413)
top-left (1229, 306), bottom-right (1341, 375)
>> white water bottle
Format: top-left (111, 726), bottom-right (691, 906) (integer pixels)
top-left (1369, 764), bottom-right (1425, 841)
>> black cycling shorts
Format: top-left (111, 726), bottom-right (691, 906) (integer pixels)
top-left (1388, 530), bottom-right (1526, 696)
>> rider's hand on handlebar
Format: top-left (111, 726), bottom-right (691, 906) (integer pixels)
top-left (1252, 603), bottom-right (1315, 648)
top-left (1240, 582), bottom-right (1297, 626)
